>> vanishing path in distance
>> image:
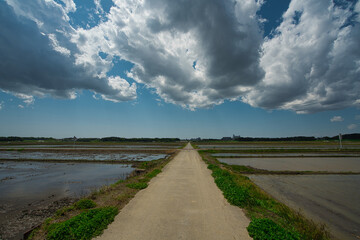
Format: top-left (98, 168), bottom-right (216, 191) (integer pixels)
top-left (96, 143), bottom-right (251, 240)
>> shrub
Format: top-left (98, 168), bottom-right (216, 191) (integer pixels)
top-left (74, 199), bottom-right (96, 210)
top-left (47, 207), bottom-right (118, 240)
top-left (247, 218), bottom-right (301, 240)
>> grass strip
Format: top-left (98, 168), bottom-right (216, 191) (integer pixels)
top-left (247, 218), bottom-right (301, 240)
top-left (200, 152), bottom-right (330, 240)
top-left (46, 207), bottom-right (118, 240)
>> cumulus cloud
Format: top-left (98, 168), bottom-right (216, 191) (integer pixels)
top-left (348, 124), bottom-right (357, 130)
top-left (243, 0), bottom-right (360, 113)
top-left (0, 0), bottom-right (136, 103)
top-left (330, 116), bottom-right (344, 122)
top-left (1, 0), bottom-right (359, 112)
top-left (71, 0), bottom-right (265, 109)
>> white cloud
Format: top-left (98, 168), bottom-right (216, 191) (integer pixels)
top-left (0, 101), bottom-right (3, 110)
top-left (330, 116), bottom-right (344, 122)
top-left (1, 0), bottom-right (359, 112)
top-left (18, 104), bottom-right (24, 109)
top-left (13, 93), bottom-right (35, 105)
top-left (0, 0), bottom-right (136, 104)
top-left (348, 124), bottom-right (357, 130)
top-left (71, 0), bottom-right (265, 109)
top-left (244, 0), bottom-right (360, 113)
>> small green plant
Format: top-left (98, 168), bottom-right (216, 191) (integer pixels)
top-left (116, 193), bottom-right (134, 202)
top-left (47, 207), bottom-right (118, 240)
top-left (146, 169), bottom-right (161, 178)
top-left (247, 218), bottom-right (301, 240)
top-left (74, 199), bottom-right (96, 210)
top-left (126, 182), bottom-right (148, 189)
top-left (55, 206), bottom-right (75, 217)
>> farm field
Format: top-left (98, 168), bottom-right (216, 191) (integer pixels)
top-left (0, 142), bottom-right (176, 240)
top-left (197, 141), bottom-right (360, 240)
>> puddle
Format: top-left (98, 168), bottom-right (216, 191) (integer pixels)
top-left (218, 157), bottom-right (360, 172)
top-left (248, 174), bottom-right (360, 240)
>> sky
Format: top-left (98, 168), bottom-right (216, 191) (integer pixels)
top-left (0, 0), bottom-right (359, 139)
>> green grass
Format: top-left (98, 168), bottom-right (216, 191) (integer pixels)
top-left (46, 207), bottom-right (118, 240)
top-left (202, 153), bottom-right (330, 240)
top-left (247, 218), bottom-right (301, 240)
top-left (146, 169), bottom-right (161, 178)
top-left (126, 182), bottom-right (148, 189)
top-left (74, 199), bottom-right (96, 210)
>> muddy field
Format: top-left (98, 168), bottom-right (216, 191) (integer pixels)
top-left (205, 141), bottom-right (360, 240)
top-left (197, 142), bottom-right (360, 150)
top-left (248, 175), bottom-right (360, 240)
top-left (218, 157), bottom-right (360, 172)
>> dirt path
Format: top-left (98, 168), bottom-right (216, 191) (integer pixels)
top-left (96, 143), bottom-right (251, 240)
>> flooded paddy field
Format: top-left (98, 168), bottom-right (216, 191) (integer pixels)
top-left (197, 142), bottom-right (360, 150)
top-left (202, 142), bottom-right (360, 239)
top-left (0, 151), bottom-right (167, 162)
top-left (248, 175), bottom-right (360, 240)
top-left (0, 160), bottom-right (134, 239)
top-left (0, 143), bottom-right (183, 150)
top-left (218, 157), bottom-right (360, 172)
top-left (212, 152), bottom-right (360, 157)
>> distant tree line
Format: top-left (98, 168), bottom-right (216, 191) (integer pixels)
top-left (196, 133), bottom-right (360, 142)
top-left (0, 136), bottom-right (181, 142)
top-left (1, 134), bottom-right (360, 142)
top-left (0, 137), bottom-right (55, 142)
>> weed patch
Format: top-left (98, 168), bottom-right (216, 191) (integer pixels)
top-left (46, 207), bottom-right (118, 240)
top-left (74, 199), bottom-right (96, 210)
top-left (247, 218), bottom-right (301, 240)
top-left (146, 169), bottom-right (161, 178)
top-left (209, 164), bottom-right (255, 207)
top-left (126, 182), bottom-right (148, 189)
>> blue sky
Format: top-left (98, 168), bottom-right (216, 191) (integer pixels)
top-left (0, 0), bottom-right (359, 138)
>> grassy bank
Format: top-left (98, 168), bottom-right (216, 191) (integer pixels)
top-left (199, 150), bottom-right (331, 240)
top-left (27, 151), bottom-right (177, 240)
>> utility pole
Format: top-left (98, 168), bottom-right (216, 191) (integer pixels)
top-left (339, 133), bottom-right (342, 149)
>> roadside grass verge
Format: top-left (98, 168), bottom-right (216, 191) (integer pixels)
top-left (46, 207), bottom-right (118, 240)
top-left (27, 151), bottom-right (177, 240)
top-left (199, 151), bottom-right (330, 240)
